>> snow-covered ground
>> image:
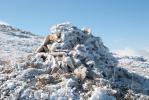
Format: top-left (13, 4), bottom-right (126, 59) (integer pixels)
top-left (0, 24), bottom-right (43, 64)
top-left (0, 23), bottom-right (149, 100)
top-left (115, 55), bottom-right (149, 78)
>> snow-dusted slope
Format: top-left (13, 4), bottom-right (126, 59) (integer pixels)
top-left (115, 55), bottom-right (149, 78)
top-left (0, 23), bottom-right (149, 100)
top-left (0, 24), bottom-right (43, 64)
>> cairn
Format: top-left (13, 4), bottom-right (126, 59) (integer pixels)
top-left (33, 23), bottom-right (115, 79)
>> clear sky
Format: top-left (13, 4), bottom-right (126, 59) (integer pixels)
top-left (0, 0), bottom-right (149, 51)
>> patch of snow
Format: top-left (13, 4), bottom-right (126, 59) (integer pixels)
top-left (89, 87), bottom-right (116, 100)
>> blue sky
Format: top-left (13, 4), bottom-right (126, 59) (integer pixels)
top-left (0, 0), bottom-right (149, 51)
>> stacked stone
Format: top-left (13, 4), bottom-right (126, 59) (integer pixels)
top-left (31, 23), bottom-right (116, 81)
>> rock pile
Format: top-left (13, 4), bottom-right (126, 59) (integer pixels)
top-left (34, 23), bottom-right (116, 78)
top-left (0, 23), bottom-right (149, 100)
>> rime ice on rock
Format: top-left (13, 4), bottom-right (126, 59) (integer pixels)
top-left (34, 23), bottom-right (117, 77)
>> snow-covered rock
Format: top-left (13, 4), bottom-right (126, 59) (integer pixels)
top-left (89, 87), bottom-right (116, 100)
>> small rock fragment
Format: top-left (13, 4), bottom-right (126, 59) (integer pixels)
top-left (36, 74), bottom-right (55, 85)
top-left (74, 65), bottom-right (87, 81)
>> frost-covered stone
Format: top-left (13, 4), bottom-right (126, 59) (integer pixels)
top-left (89, 87), bottom-right (116, 100)
top-left (36, 74), bottom-right (55, 85)
top-left (74, 65), bottom-right (87, 81)
top-left (17, 68), bottom-right (44, 81)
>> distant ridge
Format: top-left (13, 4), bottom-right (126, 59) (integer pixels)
top-left (0, 24), bottom-right (36, 36)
